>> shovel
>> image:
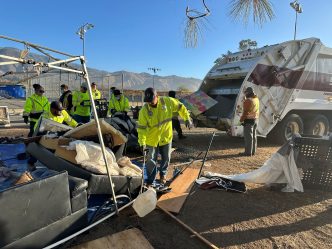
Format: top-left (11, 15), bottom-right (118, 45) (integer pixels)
top-left (139, 148), bottom-right (148, 194)
top-left (197, 132), bottom-right (216, 179)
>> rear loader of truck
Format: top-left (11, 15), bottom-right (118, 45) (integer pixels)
top-left (194, 38), bottom-right (332, 143)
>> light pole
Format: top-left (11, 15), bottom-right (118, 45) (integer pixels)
top-left (148, 67), bottom-right (161, 89)
top-left (105, 73), bottom-right (124, 99)
top-left (76, 23), bottom-right (94, 57)
top-left (290, 1), bottom-right (303, 40)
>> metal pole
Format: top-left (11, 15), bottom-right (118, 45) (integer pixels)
top-left (294, 11), bottom-right (298, 40)
top-left (121, 73), bottom-right (124, 92)
top-left (0, 35), bottom-right (77, 57)
top-left (82, 32), bottom-right (85, 58)
top-left (152, 73), bottom-right (155, 88)
top-left (108, 76), bottom-right (110, 101)
top-left (81, 57), bottom-right (119, 214)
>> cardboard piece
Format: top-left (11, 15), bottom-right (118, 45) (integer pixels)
top-left (180, 91), bottom-right (218, 116)
top-left (71, 228), bottom-right (154, 249)
top-left (55, 146), bottom-right (77, 164)
top-left (157, 168), bottom-right (199, 214)
top-left (64, 119), bottom-right (127, 147)
top-left (39, 136), bottom-right (59, 150)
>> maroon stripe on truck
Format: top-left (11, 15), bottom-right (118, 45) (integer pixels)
top-left (248, 64), bottom-right (332, 92)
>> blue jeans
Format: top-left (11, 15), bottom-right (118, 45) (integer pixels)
top-left (73, 114), bottom-right (90, 124)
top-left (145, 143), bottom-right (172, 184)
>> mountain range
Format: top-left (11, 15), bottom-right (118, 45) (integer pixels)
top-left (0, 47), bottom-right (201, 91)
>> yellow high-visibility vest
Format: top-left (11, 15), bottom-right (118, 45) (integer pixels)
top-left (137, 96), bottom-right (190, 147)
top-left (92, 89), bottom-right (101, 100)
top-left (34, 109), bottom-right (77, 130)
top-left (72, 91), bottom-right (91, 117)
top-left (108, 95), bottom-right (130, 114)
top-left (23, 94), bottom-right (50, 122)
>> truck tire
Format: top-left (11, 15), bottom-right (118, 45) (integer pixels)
top-left (305, 114), bottom-right (329, 136)
top-left (269, 114), bottom-right (304, 144)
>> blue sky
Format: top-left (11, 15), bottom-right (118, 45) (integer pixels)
top-left (1, 0), bottom-right (331, 79)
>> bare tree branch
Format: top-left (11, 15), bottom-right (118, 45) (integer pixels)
top-left (229, 0), bottom-right (275, 26)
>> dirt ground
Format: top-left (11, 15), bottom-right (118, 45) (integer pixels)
top-left (1, 126), bottom-right (332, 248)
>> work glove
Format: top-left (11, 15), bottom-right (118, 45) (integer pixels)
top-left (185, 119), bottom-right (193, 129)
top-left (110, 109), bottom-right (116, 115)
top-left (23, 116), bottom-right (29, 124)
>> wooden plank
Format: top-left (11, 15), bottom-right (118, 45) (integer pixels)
top-left (157, 168), bottom-right (199, 213)
top-left (157, 193), bottom-right (188, 213)
top-left (71, 228), bottom-right (154, 249)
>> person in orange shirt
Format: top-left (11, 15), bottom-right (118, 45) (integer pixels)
top-left (240, 87), bottom-right (260, 156)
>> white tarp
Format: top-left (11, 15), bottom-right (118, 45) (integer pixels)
top-left (66, 140), bottom-right (142, 177)
top-left (67, 140), bottom-right (120, 175)
top-left (198, 147), bottom-right (303, 192)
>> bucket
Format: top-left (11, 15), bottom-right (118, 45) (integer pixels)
top-left (132, 188), bottom-right (157, 217)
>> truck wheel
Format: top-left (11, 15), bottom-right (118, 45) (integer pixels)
top-left (305, 114), bottom-right (329, 136)
top-left (269, 114), bottom-right (304, 144)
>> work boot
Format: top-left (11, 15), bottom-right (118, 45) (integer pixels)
top-left (159, 176), bottom-right (167, 185)
top-left (238, 152), bottom-right (252, 157)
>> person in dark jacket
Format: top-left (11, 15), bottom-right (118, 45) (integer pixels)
top-left (168, 90), bottom-right (186, 139)
top-left (59, 84), bottom-right (73, 115)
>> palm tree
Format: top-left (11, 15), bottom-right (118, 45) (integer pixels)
top-left (185, 0), bottom-right (275, 48)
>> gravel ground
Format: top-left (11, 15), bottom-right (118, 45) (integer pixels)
top-left (1, 127), bottom-right (332, 248)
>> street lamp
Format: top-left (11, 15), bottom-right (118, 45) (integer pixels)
top-left (290, 1), bottom-right (303, 40)
top-left (76, 23), bottom-right (94, 57)
top-left (148, 67), bottom-right (161, 89)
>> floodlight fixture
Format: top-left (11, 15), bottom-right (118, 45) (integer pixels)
top-left (76, 23), bottom-right (94, 57)
top-left (148, 67), bottom-right (161, 88)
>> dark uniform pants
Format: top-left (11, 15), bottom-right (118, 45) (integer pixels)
top-left (172, 118), bottom-right (183, 138)
top-left (243, 119), bottom-right (258, 156)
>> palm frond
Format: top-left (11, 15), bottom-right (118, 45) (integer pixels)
top-left (229, 0), bottom-right (275, 25)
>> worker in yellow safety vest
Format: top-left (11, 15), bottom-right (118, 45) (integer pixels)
top-left (34, 101), bottom-right (78, 132)
top-left (108, 89), bottom-right (130, 115)
top-left (240, 87), bottom-right (260, 156)
top-left (137, 87), bottom-right (192, 186)
top-left (72, 82), bottom-right (91, 124)
top-left (23, 84), bottom-right (50, 137)
top-left (91, 82), bottom-right (101, 100)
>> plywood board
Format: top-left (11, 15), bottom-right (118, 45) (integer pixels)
top-left (71, 228), bottom-right (154, 249)
top-left (64, 119), bottom-right (127, 147)
top-left (157, 168), bottom-right (199, 213)
top-left (157, 193), bottom-right (189, 213)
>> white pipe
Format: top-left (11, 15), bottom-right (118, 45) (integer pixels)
top-left (81, 57), bottom-right (119, 215)
top-left (43, 200), bottom-right (134, 249)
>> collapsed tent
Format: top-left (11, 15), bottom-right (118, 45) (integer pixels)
top-left (198, 135), bottom-right (332, 192)
top-left (197, 136), bottom-right (304, 192)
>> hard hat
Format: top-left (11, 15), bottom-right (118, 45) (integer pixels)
top-left (144, 87), bottom-right (157, 102)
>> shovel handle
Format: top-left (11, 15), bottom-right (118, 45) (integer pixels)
top-left (157, 205), bottom-right (219, 249)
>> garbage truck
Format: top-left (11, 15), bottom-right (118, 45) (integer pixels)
top-left (193, 38), bottom-right (332, 143)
